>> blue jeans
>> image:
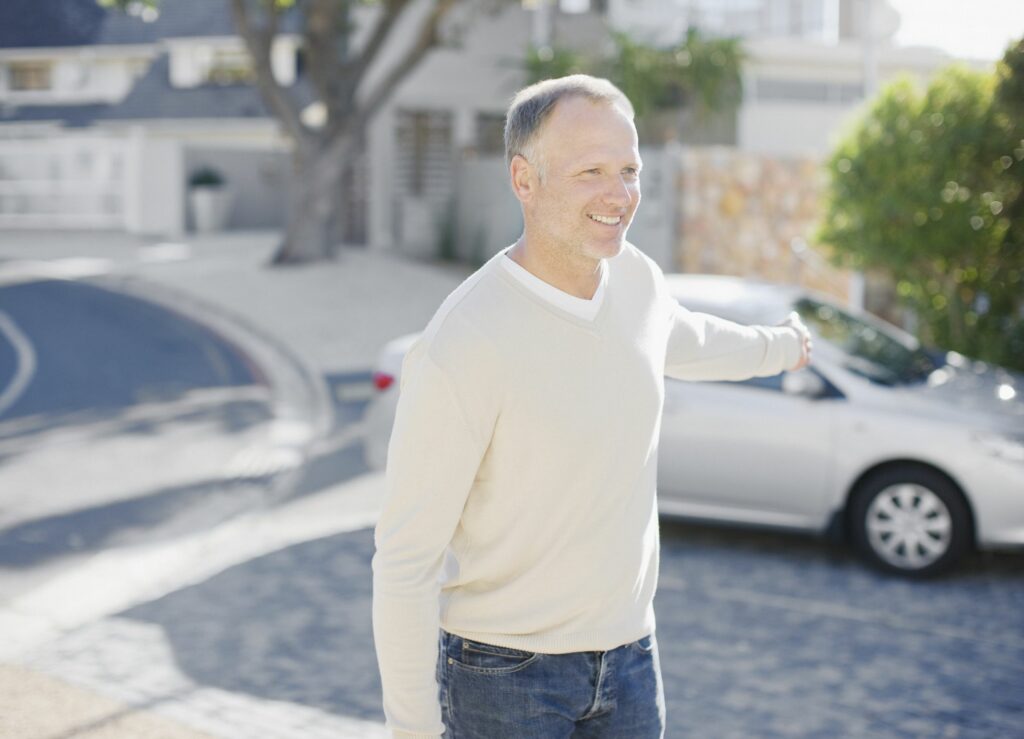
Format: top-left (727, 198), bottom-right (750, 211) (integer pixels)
top-left (437, 629), bottom-right (666, 738)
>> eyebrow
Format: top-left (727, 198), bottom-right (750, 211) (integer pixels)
top-left (577, 161), bottom-right (644, 171)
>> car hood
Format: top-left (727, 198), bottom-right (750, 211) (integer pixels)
top-left (905, 358), bottom-right (1024, 422)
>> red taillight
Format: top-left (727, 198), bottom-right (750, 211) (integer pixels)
top-left (373, 372), bottom-right (395, 391)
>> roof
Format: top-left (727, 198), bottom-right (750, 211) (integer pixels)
top-left (0, 101), bottom-right (110, 127)
top-left (0, 0), bottom-right (313, 126)
top-left (0, 0), bottom-right (301, 50)
top-left (93, 52), bottom-right (314, 122)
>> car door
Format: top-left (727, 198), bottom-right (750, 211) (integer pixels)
top-left (657, 368), bottom-right (839, 529)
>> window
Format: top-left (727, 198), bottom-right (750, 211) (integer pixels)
top-left (206, 47), bottom-right (255, 85)
top-left (753, 77), bottom-right (863, 105)
top-left (794, 297), bottom-right (937, 386)
top-left (9, 61), bottom-right (53, 91)
top-left (475, 113), bottom-right (506, 156)
top-left (395, 110), bottom-right (453, 199)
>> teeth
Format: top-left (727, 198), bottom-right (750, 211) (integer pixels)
top-left (589, 214), bottom-right (621, 225)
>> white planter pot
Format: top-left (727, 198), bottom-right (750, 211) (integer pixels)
top-left (190, 186), bottom-right (234, 233)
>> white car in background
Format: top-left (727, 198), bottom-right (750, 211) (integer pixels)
top-left (362, 274), bottom-right (1024, 578)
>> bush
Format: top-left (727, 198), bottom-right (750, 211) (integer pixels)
top-left (818, 48), bottom-right (1024, 371)
top-left (188, 166), bottom-right (225, 188)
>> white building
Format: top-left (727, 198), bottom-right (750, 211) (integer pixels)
top-left (0, 0), bottom-right (305, 236)
top-left (0, 0), bottom-right (963, 257)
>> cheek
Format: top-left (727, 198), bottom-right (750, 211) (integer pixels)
top-left (627, 184), bottom-right (641, 211)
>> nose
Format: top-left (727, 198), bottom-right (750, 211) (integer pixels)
top-left (602, 174), bottom-right (635, 209)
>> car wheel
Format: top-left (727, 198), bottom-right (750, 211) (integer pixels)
top-left (849, 466), bottom-right (971, 578)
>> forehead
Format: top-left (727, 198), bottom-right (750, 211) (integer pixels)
top-left (535, 96), bottom-right (639, 167)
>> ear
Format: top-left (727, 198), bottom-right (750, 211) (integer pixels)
top-left (509, 154), bottom-right (535, 205)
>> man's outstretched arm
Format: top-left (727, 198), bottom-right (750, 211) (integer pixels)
top-left (664, 299), bottom-right (812, 382)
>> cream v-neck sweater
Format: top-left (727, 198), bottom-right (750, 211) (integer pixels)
top-left (372, 242), bottom-right (803, 738)
top-left (499, 243), bottom-right (607, 319)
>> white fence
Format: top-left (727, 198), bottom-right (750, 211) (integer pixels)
top-left (0, 129), bottom-right (185, 236)
top-left (0, 135), bottom-right (129, 229)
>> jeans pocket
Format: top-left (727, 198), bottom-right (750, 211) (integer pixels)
top-left (630, 634), bottom-right (655, 655)
top-left (452, 636), bottom-right (540, 675)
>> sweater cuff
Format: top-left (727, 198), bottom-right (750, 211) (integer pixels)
top-left (392, 731), bottom-right (443, 739)
top-left (771, 326), bottom-right (803, 372)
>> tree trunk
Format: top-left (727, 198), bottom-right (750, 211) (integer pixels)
top-left (272, 138), bottom-right (350, 264)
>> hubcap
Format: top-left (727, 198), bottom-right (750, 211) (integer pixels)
top-left (865, 483), bottom-right (953, 569)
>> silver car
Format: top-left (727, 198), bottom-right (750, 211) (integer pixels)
top-left (362, 274), bottom-right (1024, 578)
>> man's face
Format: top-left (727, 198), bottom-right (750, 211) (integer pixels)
top-left (524, 96), bottom-right (642, 261)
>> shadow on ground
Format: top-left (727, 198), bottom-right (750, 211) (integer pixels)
top-left (120, 526), bottom-right (383, 722)
top-left (116, 517), bottom-right (1024, 735)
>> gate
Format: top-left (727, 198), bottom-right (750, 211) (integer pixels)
top-left (0, 135), bottom-right (128, 229)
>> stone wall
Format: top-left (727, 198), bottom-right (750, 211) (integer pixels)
top-left (674, 146), bottom-right (851, 304)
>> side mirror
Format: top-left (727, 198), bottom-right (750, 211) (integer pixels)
top-left (782, 369), bottom-right (826, 398)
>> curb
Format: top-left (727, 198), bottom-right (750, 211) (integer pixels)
top-left (93, 271), bottom-right (334, 453)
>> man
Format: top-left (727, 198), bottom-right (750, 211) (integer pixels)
top-left (372, 74), bottom-right (812, 738)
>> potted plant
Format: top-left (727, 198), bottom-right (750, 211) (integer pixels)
top-left (188, 166), bottom-right (234, 233)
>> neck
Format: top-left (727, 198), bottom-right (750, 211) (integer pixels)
top-left (506, 234), bottom-right (603, 300)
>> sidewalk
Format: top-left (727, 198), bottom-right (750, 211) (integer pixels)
top-left (0, 230), bottom-right (474, 738)
top-left (0, 664), bottom-right (214, 739)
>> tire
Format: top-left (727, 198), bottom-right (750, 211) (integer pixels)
top-left (848, 466), bottom-right (972, 578)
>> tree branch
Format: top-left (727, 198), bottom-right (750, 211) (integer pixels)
top-left (317, 0), bottom-right (409, 142)
top-left (352, 0), bottom-right (458, 135)
top-left (344, 0), bottom-right (408, 99)
top-left (302, 0), bottom-right (348, 112)
top-left (301, 0), bottom-right (458, 194)
top-left (229, 0), bottom-right (308, 142)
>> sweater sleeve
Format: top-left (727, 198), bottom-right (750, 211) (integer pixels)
top-left (663, 293), bottom-right (803, 382)
top-left (371, 340), bottom-right (494, 738)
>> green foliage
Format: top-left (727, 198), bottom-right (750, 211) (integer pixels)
top-left (188, 166), bottom-right (226, 187)
top-left (996, 38), bottom-right (1024, 116)
top-left (995, 39), bottom-right (1024, 262)
top-left (435, 199), bottom-right (458, 263)
top-left (525, 46), bottom-right (587, 83)
top-left (663, 27), bottom-right (744, 117)
top-left (524, 27), bottom-right (743, 120)
top-left (818, 46), bottom-right (1024, 371)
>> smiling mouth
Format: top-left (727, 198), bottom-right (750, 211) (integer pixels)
top-left (588, 214), bottom-right (622, 225)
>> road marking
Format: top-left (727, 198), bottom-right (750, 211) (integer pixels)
top-left (0, 258), bottom-right (112, 285)
top-left (138, 242), bottom-right (191, 263)
top-left (0, 311), bottom-right (36, 418)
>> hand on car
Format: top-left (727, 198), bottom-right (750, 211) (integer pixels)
top-left (777, 311), bottom-right (813, 371)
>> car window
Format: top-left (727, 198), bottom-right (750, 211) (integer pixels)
top-left (726, 374), bottom-right (784, 391)
top-left (793, 297), bottom-right (938, 386)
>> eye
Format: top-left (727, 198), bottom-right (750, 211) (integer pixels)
top-left (623, 167), bottom-right (640, 177)
top-left (583, 168), bottom-right (601, 175)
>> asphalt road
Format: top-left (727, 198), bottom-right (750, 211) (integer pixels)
top-left (0, 278), bottom-right (262, 423)
top-left (0, 278), bottom-right (280, 600)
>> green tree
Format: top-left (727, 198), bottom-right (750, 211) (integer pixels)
top-left (818, 55), bottom-right (1024, 371)
top-left (524, 45), bottom-right (587, 82)
top-left (992, 37), bottom-right (1024, 367)
top-left (525, 28), bottom-right (743, 121)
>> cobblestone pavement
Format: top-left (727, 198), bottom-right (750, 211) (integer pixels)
top-left (16, 460), bottom-right (1023, 738)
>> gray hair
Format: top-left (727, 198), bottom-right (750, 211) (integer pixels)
top-left (503, 74), bottom-right (635, 178)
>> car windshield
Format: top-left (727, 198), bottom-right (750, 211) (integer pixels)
top-left (793, 297), bottom-right (939, 386)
